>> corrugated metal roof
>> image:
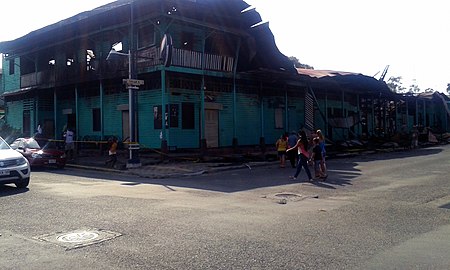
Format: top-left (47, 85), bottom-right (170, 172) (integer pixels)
top-left (296, 68), bottom-right (396, 97)
top-left (296, 69), bottom-right (361, 78)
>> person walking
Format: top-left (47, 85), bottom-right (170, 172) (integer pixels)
top-left (312, 137), bottom-right (327, 180)
top-left (286, 130), bottom-right (313, 181)
top-left (106, 137), bottom-right (118, 168)
top-left (287, 131), bottom-right (298, 168)
top-left (63, 127), bottom-right (75, 161)
top-left (316, 129), bottom-right (327, 175)
top-left (275, 134), bottom-right (288, 168)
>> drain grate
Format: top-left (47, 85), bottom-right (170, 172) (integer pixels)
top-left (34, 228), bottom-right (122, 250)
top-left (439, 203), bottom-right (450, 209)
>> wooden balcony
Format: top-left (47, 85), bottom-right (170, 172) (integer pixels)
top-left (20, 47), bottom-right (235, 89)
top-left (137, 46), bottom-right (235, 72)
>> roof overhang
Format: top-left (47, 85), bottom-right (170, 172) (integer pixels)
top-left (1, 87), bottom-right (36, 98)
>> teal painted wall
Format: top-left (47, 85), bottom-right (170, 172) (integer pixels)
top-left (3, 57), bottom-right (20, 92)
top-left (215, 92), bottom-right (233, 147)
top-left (138, 89), bottom-right (166, 149)
top-left (78, 95), bottom-right (101, 139)
top-left (5, 100), bottom-right (23, 131)
top-left (103, 92), bottom-right (128, 140)
top-left (55, 98), bottom-right (75, 139)
top-left (235, 93), bottom-right (261, 145)
top-left (165, 89), bottom-right (200, 149)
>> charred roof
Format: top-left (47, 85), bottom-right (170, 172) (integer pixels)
top-left (0, 0), bottom-right (296, 74)
top-left (297, 68), bottom-right (397, 98)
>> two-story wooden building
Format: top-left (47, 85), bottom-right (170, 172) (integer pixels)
top-left (0, 0), bottom-right (448, 152)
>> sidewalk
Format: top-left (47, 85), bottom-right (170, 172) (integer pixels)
top-left (66, 149), bottom-right (277, 179)
top-left (65, 141), bottom-right (440, 178)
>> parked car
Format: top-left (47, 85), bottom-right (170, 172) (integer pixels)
top-left (0, 136), bottom-right (31, 188)
top-left (11, 138), bottom-right (67, 169)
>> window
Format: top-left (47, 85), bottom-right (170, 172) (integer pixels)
top-left (153, 105), bottom-right (162, 129)
top-left (138, 25), bottom-right (155, 48)
top-left (153, 104), bottom-right (179, 129)
top-left (169, 104), bottom-right (179, 128)
top-left (92, 108), bottom-right (101, 132)
top-left (182, 102), bottom-right (195, 129)
top-left (9, 59), bottom-right (14, 75)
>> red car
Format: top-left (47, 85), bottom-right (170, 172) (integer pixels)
top-left (11, 138), bottom-right (67, 169)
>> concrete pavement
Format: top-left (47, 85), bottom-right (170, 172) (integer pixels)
top-left (66, 149), bottom-right (277, 178)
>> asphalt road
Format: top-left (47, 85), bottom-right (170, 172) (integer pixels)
top-left (1, 145), bottom-right (450, 270)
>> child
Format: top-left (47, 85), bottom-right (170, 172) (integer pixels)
top-left (275, 134), bottom-right (288, 168)
top-left (106, 137), bottom-right (118, 168)
top-left (311, 137), bottom-right (327, 180)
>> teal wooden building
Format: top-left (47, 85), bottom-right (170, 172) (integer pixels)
top-left (1, 0), bottom-right (449, 152)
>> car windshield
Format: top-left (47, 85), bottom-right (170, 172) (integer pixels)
top-left (0, 137), bottom-right (12, 150)
top-left (24, 138), bottom-right (42, 149)
top-left (34, 138), bottom-right (59, 150)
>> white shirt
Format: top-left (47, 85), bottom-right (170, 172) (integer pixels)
top-left (65, 130), bottom-right (74, 143)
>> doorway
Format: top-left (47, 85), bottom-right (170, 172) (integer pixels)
top-left (205, 109), bottom-right (219, 148)
top-left (23, 110), bottom-right (31, 136)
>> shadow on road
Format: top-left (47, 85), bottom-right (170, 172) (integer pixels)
top-left (19, 146), bottom-right (447, 194)
top-left (0, 185), bottom-right (29, 197)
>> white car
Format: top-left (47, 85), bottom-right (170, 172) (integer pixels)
top-left (0, 136), bottom-right (31, 188)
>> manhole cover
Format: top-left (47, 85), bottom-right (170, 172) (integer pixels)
top-left (57, 231), bottom-right (99, 243)
top-left (35, 228), bottom-right (122, 250)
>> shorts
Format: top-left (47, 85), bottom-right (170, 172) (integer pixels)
top-left (65, 142), bottom-right (74, 150)
top-left (314, 160), bottom-right (322, 171)
top-left (277, 151), bottom-right (286, 157)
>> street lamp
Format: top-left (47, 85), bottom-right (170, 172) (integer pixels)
top-left (106, 47), bottom-right (142, 168)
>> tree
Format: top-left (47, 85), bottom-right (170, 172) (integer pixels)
top-left (424, 88), bottom-right (434, 93)
top-left (447, 83), bottom-right (450, 95)
top-left (386, 76), bottom-right (406, 93)
top-left (289, 56), bottom-right (314, 69)
top-left (408, 84), bottom-right (421, 94)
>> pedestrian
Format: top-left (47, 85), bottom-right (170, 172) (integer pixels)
top-left (275, 134), bottom-right (287, 168)
top-left (63, 127), bottom-right (75, 160)
top-left (411, 125), bottom-right (419, 149)
top-left (287, 131), bottom-right (298, 168)
top-left (286, 130), bottom-right (313, 181)
top-left (106, 137), bottom-right (118, 168)
top-left (34, 124), bottom-right (43, 139)
top-left (316, 129), bottom-right (327, 175)
top-left (312, 137), bottom-right (327, 180)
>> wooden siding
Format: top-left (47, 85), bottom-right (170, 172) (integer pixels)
top-left (2, 58), bottom-right (20, 92)
top-left (137, 89), bottom-right (165, 149)
top-left (78, 95), bottom-right (101, 139)
top-left (55, 99), bottom-right (75, 139)
top-left (165, 90), bottom-right (200, 149)
top-left (5, 100), bottom-right (23, 131)
top-left (214, 92), bottom-right (233, 147)
top-left (235, 93), bottom-right (260, 145)
top-left (103, 92), bottom-right (128, 140)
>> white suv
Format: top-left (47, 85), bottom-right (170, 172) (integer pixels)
top-left (0, 136), bottom-right (31, 188)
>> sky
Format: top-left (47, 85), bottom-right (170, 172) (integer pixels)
top-left (1, 0), bottom-right (449, 93)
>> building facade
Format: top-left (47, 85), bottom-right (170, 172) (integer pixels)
top-left (1, 0), bottom-right (448, 152)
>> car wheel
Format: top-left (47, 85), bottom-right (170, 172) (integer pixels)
top-left (15, 177), bottom-right (30, 188)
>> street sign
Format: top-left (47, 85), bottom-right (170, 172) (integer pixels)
top-left (123, 79), bottom-right (145, 86)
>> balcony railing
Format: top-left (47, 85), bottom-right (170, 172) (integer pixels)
top-left (20, 47), bottom-right (235, 89)
top-left (136, 46), bottom-right (235, 72)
